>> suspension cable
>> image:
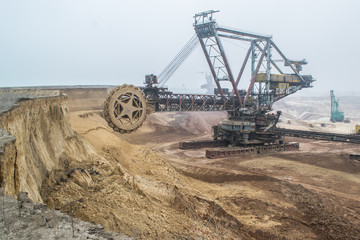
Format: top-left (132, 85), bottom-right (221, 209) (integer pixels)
top-left (158, 35), bottom-right (199, 87)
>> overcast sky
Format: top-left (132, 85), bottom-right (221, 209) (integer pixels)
top-left (1, 0), bottom-right (359, 96)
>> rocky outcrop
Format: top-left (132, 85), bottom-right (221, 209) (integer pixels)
top-left (0, 189), bottom-right (131, 239)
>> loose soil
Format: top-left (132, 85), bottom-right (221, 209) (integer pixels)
top-left (43, 107), bottom-right (360, 239)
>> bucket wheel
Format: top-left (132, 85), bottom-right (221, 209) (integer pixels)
top-left (104, 84), bottom-right (148, 133)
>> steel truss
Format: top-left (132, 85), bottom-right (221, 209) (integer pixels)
top-left (144, 87), bottom-right (239, 112)
top-left (194, 10), bottom-right (314, 110)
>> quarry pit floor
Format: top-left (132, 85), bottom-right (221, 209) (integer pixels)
top-left (67, 109), bottom-right (360, 239)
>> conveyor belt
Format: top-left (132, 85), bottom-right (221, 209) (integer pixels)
top-left (277, 128), bottom-right (360, 144)
top-left (350, 154), bottom-right (360, 160)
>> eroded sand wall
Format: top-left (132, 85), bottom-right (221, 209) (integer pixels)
top-left (0, 93), bottom-right (97, 202)
top-left (0, 130), bottom-right (17, 197)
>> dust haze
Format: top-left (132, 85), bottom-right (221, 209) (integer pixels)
top-left (1, 1), bottom-right (360, 239)
top-left (1, 0), bottom-right (360, 95)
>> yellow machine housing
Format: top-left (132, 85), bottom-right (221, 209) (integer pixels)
top-left (255, 73), bottom-right (311, 95)
top-left (356, 125), bottom-right (360, 135)
top-left (256, 73), bottom-right (302, 85)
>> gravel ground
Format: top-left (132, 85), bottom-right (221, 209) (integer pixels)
top-left (0, 188), bottom-right (132, 239)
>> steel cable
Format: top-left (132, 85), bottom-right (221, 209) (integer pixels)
top-left (158, 35), bottom-right (199, 87)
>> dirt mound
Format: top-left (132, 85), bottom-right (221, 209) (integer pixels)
top-left (46, 109), bottom-right (359, 239)
top-left (41, 110), bottom-right (265, 239)
top-left (282, 182), bottom-right (360, 239)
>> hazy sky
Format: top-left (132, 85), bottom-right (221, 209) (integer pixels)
top-left (1, 0), bottom-right (359, 96)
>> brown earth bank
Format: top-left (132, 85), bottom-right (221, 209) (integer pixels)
top-left (1, 88), bottom-right (360, 239)
top-left (0, 89), bottom-right (100, 202)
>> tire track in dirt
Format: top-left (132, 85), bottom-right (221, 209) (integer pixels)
top-left (153, 136), bottom-right (360, 201)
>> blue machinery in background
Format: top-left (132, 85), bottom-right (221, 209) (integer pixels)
top-left (330, 90), bottom-right (344, 122)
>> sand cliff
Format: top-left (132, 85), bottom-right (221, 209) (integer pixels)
top-left (0, 89), bottom-right (100, 202)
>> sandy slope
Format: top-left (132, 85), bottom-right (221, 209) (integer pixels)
top-left (39, 109), bottom-right (360, 239)
top-left (42, 111), bottom-right (252, 239)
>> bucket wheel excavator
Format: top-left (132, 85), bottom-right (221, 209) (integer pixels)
top-left (104, 10), bottom-right (316, 156)
top-left (104, 84), bottom-right (148, 133)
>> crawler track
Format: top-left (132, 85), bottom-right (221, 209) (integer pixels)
top-left (206, 142), bottom-right (299, 158)
top-left (179, 140), bottom-right (228, 149)
top-left (179, 139), bottom-right (299, 159)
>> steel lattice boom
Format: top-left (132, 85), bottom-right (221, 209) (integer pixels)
top-left (194, 10), bottom-right (314, 111)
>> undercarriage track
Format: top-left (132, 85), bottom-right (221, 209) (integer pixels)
top-left (179, 140), bottom-right (299, 159)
